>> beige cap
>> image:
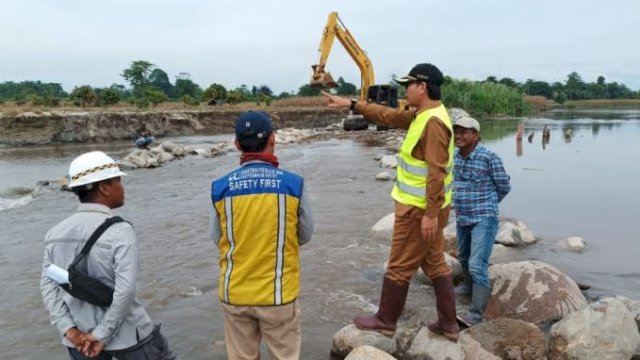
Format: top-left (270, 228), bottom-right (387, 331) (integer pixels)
top-left (454, 117), bottom-right (480, 131)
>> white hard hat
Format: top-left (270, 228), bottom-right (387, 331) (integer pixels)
top-left (68, 151), bottom-right (127, 188)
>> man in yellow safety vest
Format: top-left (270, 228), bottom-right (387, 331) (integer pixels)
top-left (323, 63), bottom-right (459, 341)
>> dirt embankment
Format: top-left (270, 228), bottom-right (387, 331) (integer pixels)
top-left (0, 108), bottom-right (348, 146)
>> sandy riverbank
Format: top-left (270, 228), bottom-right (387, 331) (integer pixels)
top-left (0, 108), bottom-right (347, 146)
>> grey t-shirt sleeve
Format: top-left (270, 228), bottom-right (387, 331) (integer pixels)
top-left (297, 184), bottom-right (314, 246)
top-left (40, 245), bottom-right (76, 337)
top-left (210, 202), bottom-right (222, 246)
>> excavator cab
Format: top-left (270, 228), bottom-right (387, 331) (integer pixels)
top-left (367, 85), bottom-right (398, 130)
top-left (367, 85), bottom-right (398, 108)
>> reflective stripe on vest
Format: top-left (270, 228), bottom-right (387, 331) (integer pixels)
top-left (222, 197), bottom-right (235, 303)
top-left (397, 156), bottom-right (453, 177)
top-left (275, 193), bottom-right (286, 305)
top-left (395, 179), bottom-right (454, 198)
top-left (391, 104), bottom-right (454, 209)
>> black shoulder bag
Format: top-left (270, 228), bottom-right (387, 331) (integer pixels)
top-left (61, 216), bottom-right (126, 307)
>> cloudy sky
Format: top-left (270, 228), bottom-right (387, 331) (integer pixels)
top-left (2, 0), bottom-right (639, 94)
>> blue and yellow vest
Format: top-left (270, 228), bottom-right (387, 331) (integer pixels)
top-left (211, 162), bottom-right (303, 306)
top-left (391, 104), bottom-right (454, 209)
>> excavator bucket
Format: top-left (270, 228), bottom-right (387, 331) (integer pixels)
top-left (310, 66), bottom-right (338, 88)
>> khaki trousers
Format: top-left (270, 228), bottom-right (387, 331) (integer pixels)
top-left (387, 203), bottom-right (451, 284)
top-left (221, 300), bottom-right (301, 360)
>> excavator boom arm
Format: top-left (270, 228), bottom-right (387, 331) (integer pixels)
top-left (311, 12), bottom-right (375, 101)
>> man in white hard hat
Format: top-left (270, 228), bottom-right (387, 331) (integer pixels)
top-left (40, 151), bottom-right (178, 359)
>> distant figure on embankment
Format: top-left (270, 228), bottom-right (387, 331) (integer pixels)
top-left (135, 125), bottom-right (154, 149)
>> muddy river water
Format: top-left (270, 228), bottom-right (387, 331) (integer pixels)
top-left (1, 108), bottom-right (639, 359)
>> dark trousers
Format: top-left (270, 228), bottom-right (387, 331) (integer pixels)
top-left (67, 324), bottom-right (178, 360)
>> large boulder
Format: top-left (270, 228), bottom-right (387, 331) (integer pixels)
top-left (160, 141), bottom-right (186, 156)
top-left (404, 327), bottom-right (464, 360)
top-left (153, 151), bottom-right (175, 163)
top-left (461, 318), bottom-right (545, 360)
top-left (384, 253), bottom-right (462, 286)
top-left (548, 297), bottom-right (640, 360)
top-left (124, 154), bottom-right (148, 168)
top-left (459, 333), bottom-right (501, 360)
top-left (186, 147), bottom-right (208, 156)
top-left (615, 295), bottom-right (640, 332)
top-left (209, 142), bottom-right (234, 157)
top-left (413, 253), bottom-right (463, 285)
top-left (145, 157), bottom-right (159, 168)
top-left (561, 236), bottom-right (586, 252)
top-left (331, 325), bottom-right (396, 359)
top-left (444, 217), bottom-right (536, 252)
top-left (495, 217), bottom-right (537, 246)
top-left (371, 213), bottom-right (394, 241)
top-left (379, 155), bottom-right (398, 168)
top-left (344, 345), bottom-right (396, 360)
top-left (486, 261), bottom-right (587, 323)
top-left (443, 221), bottom-right (457, 257)
top-left (375, 171), bottom-right (394, 181)
top-left (276, 128), bottom-right (314, 144)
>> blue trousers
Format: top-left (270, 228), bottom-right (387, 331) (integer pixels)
top-left (456, 217), bottom-right (499, 288)
top-left (135, 136), bottom-right (154, 148)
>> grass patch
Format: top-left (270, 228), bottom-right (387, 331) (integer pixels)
top-left (524, 96), bottom-right (557, 113)
top-left (270, 96), bottom-right (326, 107)
top-left (562, 99), bottom-right (640, 107)
top-left (442, 80), bottom-right (531, 117)
top-left (0, 97), bottom-right (329, 116)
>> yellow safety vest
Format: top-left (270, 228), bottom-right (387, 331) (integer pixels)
top-left (391, 104), bottom-right (454, 209)
top-left (212, 163), bottom-right (303, 306)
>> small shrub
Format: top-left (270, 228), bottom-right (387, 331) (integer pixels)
top-left (27, 94), bottom-right (45, 106)
top-left (134, 97), bottom-right (149, 109)
top-left (70, 85), bottom-right (98, 107)
top-left (98, 88), bottom-right (121, 106)
top-left (144, 89), bottom-right (168, 107)
top-left (181, 95), bottom-right (200, 106)
top-left (45, 97), bottom-right (61, 107)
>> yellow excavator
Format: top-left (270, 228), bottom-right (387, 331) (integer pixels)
top-left (310, 11), bottom-right (399, 130)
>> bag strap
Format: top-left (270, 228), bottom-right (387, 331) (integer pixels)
top-left (70, 216), bottom-right (126, 267)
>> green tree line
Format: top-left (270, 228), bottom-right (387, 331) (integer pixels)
top-left (1, 60), bottom-right (637, 109)
top-left (483, 72), bottom-right (639, 103)
top-left (0, 60), bottom-right (360, 108)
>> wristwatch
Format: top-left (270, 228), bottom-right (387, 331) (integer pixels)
top-left (349, 98), bottom-right (357, 111)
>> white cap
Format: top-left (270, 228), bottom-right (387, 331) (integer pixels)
top-left (454, 117), bottom-right (480, 131)
top-left (68, 151), bottom-right (126, 188)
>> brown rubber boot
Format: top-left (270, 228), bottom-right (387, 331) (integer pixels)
top-left (353, 276), bottom-right (409, 337)
top-left (427, 273), bottom-right (460, 341)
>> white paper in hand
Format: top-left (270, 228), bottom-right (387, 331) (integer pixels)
top-left (45, 264), bottom-right (69, 285)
